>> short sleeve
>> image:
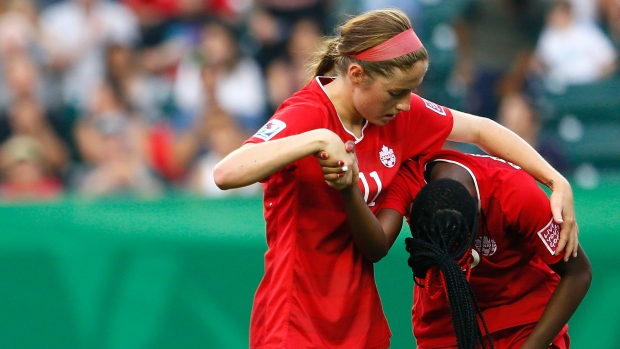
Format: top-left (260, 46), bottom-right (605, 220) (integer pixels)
top-left (244, 103), bottom-right (327, 145)
top-left (381, 160), bottom-right (424, 217)
top-left (401, 95), bottom-right (453, 160)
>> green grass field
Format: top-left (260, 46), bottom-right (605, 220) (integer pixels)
top-left (0, 175), bottom-right (618, 348)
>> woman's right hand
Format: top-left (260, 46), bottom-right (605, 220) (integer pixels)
top-left (317, 141), bottom-right (358, 190)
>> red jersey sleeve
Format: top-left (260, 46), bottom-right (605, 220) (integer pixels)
top-left (241, 88), bottom-right (331, 182)
top-left (501, 172), bottom-right (564, 265)
top-left (382, 159), bottom-right (424, 217)
top-left (245, 103), bottom-right (327, 144)
top-left (401, 95), bottom-right (453, 160)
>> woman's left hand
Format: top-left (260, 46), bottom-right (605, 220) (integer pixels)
top-left (549, 177), bottom-right (579, 262)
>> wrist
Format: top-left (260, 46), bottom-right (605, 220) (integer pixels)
top-left (309, 129), bottom-right (340, 153)
top-left (545, 175), bottom-right (569, 191)
top-left (339, 183), bottom-right (360, 197)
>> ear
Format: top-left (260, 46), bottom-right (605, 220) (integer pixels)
top-left (347, 63), bottom-right (367, 85)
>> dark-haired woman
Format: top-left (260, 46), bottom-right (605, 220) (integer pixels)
top-left (338, 149), bottom-right (591, 348)
top-left (214, 8), bottom-right (579, 348)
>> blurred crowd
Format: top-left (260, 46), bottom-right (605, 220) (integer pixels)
top-left (0, 0), bottom-right (618, 202)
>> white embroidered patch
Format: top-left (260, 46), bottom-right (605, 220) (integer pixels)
top-left (537, 218), bottom-right (561, 255)
top-left (379, 145), bottom-right (396, 168)
top-left (475, 236), bottom-right (497, 256)
top-left (254, 119), bottom-right (286, 141)
top-left (422, 98), bottom-right (446, 116)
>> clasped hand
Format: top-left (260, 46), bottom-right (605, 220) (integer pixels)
top-left (315, 141), bottom-right (358, 190)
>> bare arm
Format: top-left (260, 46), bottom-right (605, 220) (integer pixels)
top-left (339, 184), bottom-right (404, 262)
top-left (322, 144), bottom-right (403, 262)
top-left (449, 110), bottom-right (578, 261)
top-left (520, 245), bottom-right (592, 349)
top-left (213, 128), bottom-right (353, 189)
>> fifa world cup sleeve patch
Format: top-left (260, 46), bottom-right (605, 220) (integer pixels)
top-left (254, 119), bottom-right (287, 141)
top-left (537, 218), bottom-right (562, 255)
top-left (422, 98), bottom-right (446, 116)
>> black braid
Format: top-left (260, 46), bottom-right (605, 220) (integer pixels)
top-left (405, 178), bottom-right (494, 349)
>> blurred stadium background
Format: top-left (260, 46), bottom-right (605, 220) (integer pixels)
top-left (1, 0), bottom-right (619, 347)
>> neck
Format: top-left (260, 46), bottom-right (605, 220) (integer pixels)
top-left (323, 77), bottom-right (365, 137)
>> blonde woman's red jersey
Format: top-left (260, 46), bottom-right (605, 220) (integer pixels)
top-left (245, 77), bottom-right (453, 348)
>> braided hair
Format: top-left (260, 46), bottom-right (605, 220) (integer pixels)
top-left (405, 178), bottom-right (493, 349)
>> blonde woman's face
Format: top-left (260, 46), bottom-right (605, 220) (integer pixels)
top-left (353, 60), bottom-right (428, 126)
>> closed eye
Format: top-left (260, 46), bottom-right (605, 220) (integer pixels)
top-left (389, 90), bottom-right (409, 98)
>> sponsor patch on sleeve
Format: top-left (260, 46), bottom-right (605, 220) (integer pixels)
top-left (254, 119), bottom-right (287, 141)
top-left (537, 218), bottom-right (561, 255)
top-left (422, 98), bottom-right (446, 116)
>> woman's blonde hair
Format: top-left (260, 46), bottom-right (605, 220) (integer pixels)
top-left (307, 8), bottom-right (428, 81)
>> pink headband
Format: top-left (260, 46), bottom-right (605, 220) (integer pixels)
top-left (349, 28), bottom-right (423, 62)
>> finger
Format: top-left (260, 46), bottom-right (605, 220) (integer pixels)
top-left (549, 192), bottom-right (565, 225)
top-left (319, 160), bottom-right (349, 173)
top-left (563, 235), bottom-right (572, 262)
top-left (322, 167), bottom-right (343, 176)
top-left (565, 239), bottom-right (576, 262)
top-left (324, 172), bottom-right (352, 190)
top-left (552, 208), bottom-right (564, 225)
top-left (564, 236), bottom-right (575, 262)
top-left (314, 151), bottom-right (328, 159)
top-left (555, 236), bottom-right (567, 257)
top-left (319, 158), bottom-right (344, 169)
top-left (322, 162), bottom-right (349, 175)
top-left (555, 219), bottom-right (571, 256)
top-left (572, 223), bottom-right (580, 258)
top-left (325, 169), bottom-right (350, 179)
top-left (345, 141), bottom-right (355, 153)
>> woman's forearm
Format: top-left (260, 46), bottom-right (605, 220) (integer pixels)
top-left (213, 129), bottom-right (345, 189)
top-left (521, 246), bottom-right (592, 349)
top-left (450, 110), bottom-right (564, 187)
top-left (340, 186), bottom-right (390, 262)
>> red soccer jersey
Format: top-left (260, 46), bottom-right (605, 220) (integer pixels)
top-left (383, 149), bottom-right (565, 348)
top-left (245, 77), bottom-right (453, 348)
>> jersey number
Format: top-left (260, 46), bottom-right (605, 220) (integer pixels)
top-left (359, 171), bottom-right (382, 207)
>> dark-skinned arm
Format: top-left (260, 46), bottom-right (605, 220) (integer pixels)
top-left (339, 185), bottom-right (404, 262)
top-left (520, 244), bottom-right (592, 349)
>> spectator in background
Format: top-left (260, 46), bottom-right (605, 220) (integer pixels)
top-left (39, 0), bottom-right (140, 113)
top-left (263, 18), bottom-right (322, 115)
top-left (246, 0), bottom-right (327, 71)
top-left (358, 0), bottom-right (423, 35)
top-left (3, 96), bottom-right (71, 178)
top-left (452, 0), bottom-right (549, 119)
top-left (122, 0), bottom-right (186, 80)
top-left (127, 0), bottom-right (248, 78)
top-left (186, 109), bottom-right (261, 198)
top-left (497, 93), bottom-right (570, 174)
top-left (0, 50), bottom-right (72, 180)
top-left (531, 0), bottom-right (618, 92)
top-left (70, 81), bottom-right (164, 197)
top-left (173, 18), bottom-right (268, 134)
top-left (0, 2), bottom-right (55, 114)
top-left (0, 135), bottom-right (64, 201)
top-left (0, 52), bottom-right (49, 113)
top-left (599, 0), bottom-right (620, 48)
top-left (0, 0), bottom-right (43, 60)
top-left (172, 44), bottom-right (263, 196)
top-left (104, 43), bottom-right (173, 126)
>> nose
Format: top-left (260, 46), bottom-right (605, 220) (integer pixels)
top-left (396, 94), bottom-right (412, 112)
